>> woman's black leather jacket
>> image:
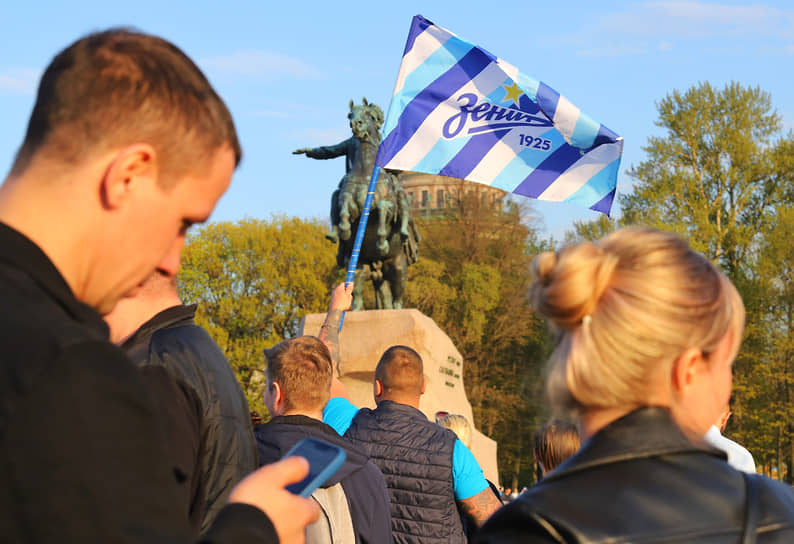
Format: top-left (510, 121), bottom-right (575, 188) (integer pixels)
top-left (475, 407), bottom-right (794, 543)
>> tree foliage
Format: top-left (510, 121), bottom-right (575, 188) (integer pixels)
top-left (622, 82), bottom-right (786, 276)
top-left (405, 184), bottom-right (552, 487)
top-left (179, 216), bottom-right (339, 414)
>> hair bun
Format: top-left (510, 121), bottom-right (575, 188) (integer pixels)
top-left (531, 250), bottom-right (558, 286)
top-left (529, 243), bottom-right (618, 330)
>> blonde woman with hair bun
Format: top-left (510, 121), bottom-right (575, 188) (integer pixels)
top-left (476, 227), bottom-right (794, 544)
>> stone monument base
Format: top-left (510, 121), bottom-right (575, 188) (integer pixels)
top-left (300, 308), bottom-right (499, 485)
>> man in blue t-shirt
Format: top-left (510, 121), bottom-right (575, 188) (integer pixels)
top-left (318, 285), bottom-right (502, 543)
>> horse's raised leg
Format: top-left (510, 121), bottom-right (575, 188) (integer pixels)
top-left (326, 188), bottom-right (341, 243)
top-left (352, 265), bottom-right (370, 311)
top-left (397, 190), bottom-right (411, 241)
top-left (385, 252), bottom-right (407, 310)
top-left (326, 225), bottom-right (339, 244)
top-left (371, 261), bottom-right (393, 309)
top-left (339, 191), bottom-right (354, 241)
top-left (375, 201), bottom-right (391, 256)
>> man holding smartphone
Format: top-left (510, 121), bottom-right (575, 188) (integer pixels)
top-left (0, 28), bottom-right (317, 543)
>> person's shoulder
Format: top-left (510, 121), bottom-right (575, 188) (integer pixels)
top-left (0, 292), bottom-right (103, 367)
top-left (323, 397), bottom-right (361, 436)
top-left (253, 419), bottom-right (300, 466)
top-left (144, 322), bottom-right (225, 384)
top-left (3, 328), bottom-right (134, 404)
top-left (452, 439), bottom-right (489, 500)
top-left (749, 473), bottom-right (794, 534)
top-left (756, 473), bottom-right (794, 508)
top-left (473, 493), bottom-right (563, 544)
top-left (148, 320), bottom-right (218, 356)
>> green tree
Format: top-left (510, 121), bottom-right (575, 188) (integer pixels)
top-left (405, 183), bottom-right (552, 487)
top-left (565, 214), bottom-right (619, 244)
top-left (621, 81), bottom-right (787, 277)
top-left (179, 216), bottom-right (339, 414)
top-left (746, 206), bottom-right (794, 481)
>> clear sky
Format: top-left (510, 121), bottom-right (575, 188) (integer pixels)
top-left (2, 1), bottom-right (792, 239)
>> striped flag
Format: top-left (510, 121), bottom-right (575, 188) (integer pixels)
top-left (375, 15), bottom-right (623, 215)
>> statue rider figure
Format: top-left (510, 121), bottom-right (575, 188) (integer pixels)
top-left (293, 101), bottom-right (411, 245)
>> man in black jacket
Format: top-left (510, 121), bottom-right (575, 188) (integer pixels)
top-left (0, 28), bottom-right (316, 543)
top-left (255, 333), bottom-right (392, 544)
top-left (105, 271), bottom-right (258, 534)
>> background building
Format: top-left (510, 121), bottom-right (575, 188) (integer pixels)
top-left (399, 172), bottom-right (507, 216)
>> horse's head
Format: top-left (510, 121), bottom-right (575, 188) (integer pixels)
top-left (348, 97), bottom-right (384, 144)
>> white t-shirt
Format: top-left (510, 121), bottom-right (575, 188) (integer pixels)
top-left (704, 425), bottom-right (756, 474)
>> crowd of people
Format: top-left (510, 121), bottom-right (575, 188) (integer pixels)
top-left (3, 26), bottom-right (794, 544)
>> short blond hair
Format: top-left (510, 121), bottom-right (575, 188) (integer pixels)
top-left (264, 336), bottom-right (332, 413)
top-left (529, 227), bottom-right (745, 415)
top-left (11, 29), bottom-right (241, 181)
top-left (437, 414), bottom-right (472, 448)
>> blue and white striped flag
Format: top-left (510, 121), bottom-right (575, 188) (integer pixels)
top-left (375, 15), bottom-right (623, 215)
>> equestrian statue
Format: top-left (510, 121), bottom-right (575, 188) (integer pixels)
top-left (294, 98), bottom-right (420, 310)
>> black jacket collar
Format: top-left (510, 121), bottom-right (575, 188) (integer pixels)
top-left (543, 406), bottom-right (726, 484)
top-left (255, 414), bottom-right (371, 486)
top-left (0, 222), bottom-right (107, 335)
top-left (120, 304), bottom-right (197, 351)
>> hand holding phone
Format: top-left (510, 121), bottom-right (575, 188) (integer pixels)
top-left (283, 437), bottom-right (346, 498)
top-left (227, 456), bottom-right (320, 543)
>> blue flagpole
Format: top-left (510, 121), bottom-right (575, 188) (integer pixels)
top-left (339, 165), bottom-right (381, 331)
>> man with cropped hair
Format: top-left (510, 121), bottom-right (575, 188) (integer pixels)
top-left (255, 288), bottom-right (392, 544)
top-left (0, 28), bottom-right (316, 543)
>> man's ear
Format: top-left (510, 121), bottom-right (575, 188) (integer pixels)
top-left (271, 381), bottom-right (285, 414)
top-left (719, 410), bottom-right (732, 432)
top-left (100, 144), bottom-right (158, 210)
top-left (672, 346), bottom-right (704, 394)
top-left (420, 377), bottom-right (427, 395)
top-left (374, 379), bottom-right (384, 398)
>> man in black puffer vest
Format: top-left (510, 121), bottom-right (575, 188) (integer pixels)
top-left (324, 345), bottom-right (503, 543)
top-left (105, 271), bottom-right (258, 534)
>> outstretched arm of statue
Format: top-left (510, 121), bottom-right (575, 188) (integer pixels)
top-left (292, 139), bottom-right (352, 160)
top-left (319, 282), bottom-right (354, 399)
top-left (458, 487), bottom-right (503, 529)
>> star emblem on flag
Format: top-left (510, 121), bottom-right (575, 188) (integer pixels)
top-left (502, 82), bottom-right (523, 104)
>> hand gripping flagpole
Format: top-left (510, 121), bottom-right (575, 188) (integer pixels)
top-left (338, 165), bottom-right (382, 331)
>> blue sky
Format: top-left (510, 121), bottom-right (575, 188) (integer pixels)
top-left (2, 1), bottom-right (792, 239)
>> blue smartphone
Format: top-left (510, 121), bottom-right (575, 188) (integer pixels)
top-left (283, 437), bottom-right (347, 498)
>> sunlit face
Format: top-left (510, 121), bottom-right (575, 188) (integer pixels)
top-left (95, 146), bottom-right (235, 315)
top-left (672, 331), bottom-right (735, 438)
